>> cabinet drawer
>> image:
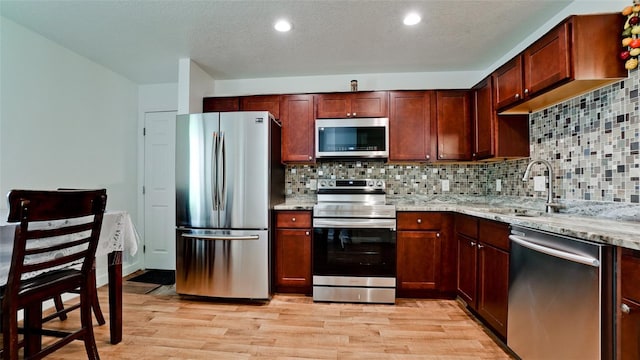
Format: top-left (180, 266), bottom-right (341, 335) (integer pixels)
top-left (478, 219), bottom-right (510, 251)
top-left (622, 248), bottom-right (640, 303)
top-left (276, 211), bottom-right (312, 228)
top-left (455, 214), bottom-right (478, 238)
top-left (397, 212), bottom-right (442, 230)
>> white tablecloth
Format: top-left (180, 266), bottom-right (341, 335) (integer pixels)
top-left (0, 210), bottom-right (139, 286)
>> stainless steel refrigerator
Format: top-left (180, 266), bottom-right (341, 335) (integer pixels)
top-left (175, 111), bottom-right (284, 299)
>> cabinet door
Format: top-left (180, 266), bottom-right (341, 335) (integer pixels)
top-left (280, 94), bottom-right (315, 163)
top-left (241, 95), bottom-right (281, 119)
top-left (620, 298), bottom-right (640, 360)
top-left (493, 56), bottom-right (524, 109)
top-left (456, 233), bottom-right (477, 308)
top-left (472, 77), bottom-right (494, 160)
top-left (203, 97), bottom-right (240, 112)
top-left (316, 93), bottom-right (350, 118)
top-left (523, 21), bottom-right (570, 97)
top-left (436, 91), bottom-right (472, 161)
top-left (397, 230), bottom-right (441, 296)
top-left (275, 229), bottom-right (312, 293)
top-left (477, 243), bottom-right (509, 339)
top-left (388, 91), bottom-right (433, 161)
top-left (351, 91), bottom-right (388, 117)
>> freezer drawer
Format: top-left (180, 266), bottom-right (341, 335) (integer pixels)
top-left (176, 228), bottom-right (270, 299)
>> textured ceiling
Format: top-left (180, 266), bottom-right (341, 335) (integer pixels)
top-left (0, 0), bottom-right (576, 84)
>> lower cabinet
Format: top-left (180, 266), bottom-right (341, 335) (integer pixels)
top-left (274, 211), bottom-right (312, 294)
top-left (619, 247), bottom-right (640, 360)
top-left (455, 214), bottom-right (510, 339)
top-left (396, 212), bottom-right (455, 298)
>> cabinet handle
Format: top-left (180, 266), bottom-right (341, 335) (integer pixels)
top-left (515, 93), bottom-right (520, 99)
top-left (417, 219), bottom-right (422, 224)
top-left (436, 233), bottom-right (440, 238)
top-left (308, 155), bottom-right (313, 160)
top-left (305, 231), bottom-right (310, 236)
top-left (477, 244), bottom-right (484, 249)
top-left (353, 112), bottom-right (357, 117)
top-left (440, 154), bottom-right (445, 159)
top-left (347, 112), bottom-right (351, 117)
top-left (292, 217), bottom-right (296, 222)
top-left (524, 88), bottom-right (529, 95)
top-left (426, 155), bottom-right (430, 160)
top-left (470, 241), bottom-right (476, 247)
top-left (622, 303), bottom-right (631, 314)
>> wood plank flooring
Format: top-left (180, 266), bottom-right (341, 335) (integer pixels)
top-left (24, 284), bottom-right (514, 359)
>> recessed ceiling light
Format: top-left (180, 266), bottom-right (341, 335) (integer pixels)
top-left (274, 19), bottom-right (292, 32)
top-left (403, 13), bottom-right (421, 26)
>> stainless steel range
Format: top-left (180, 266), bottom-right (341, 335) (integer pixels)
top-left (312, 179), bottom-right (396, 304)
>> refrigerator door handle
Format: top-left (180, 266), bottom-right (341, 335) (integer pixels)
top-left (181, 233), bottom-right (260, 241)
top-left (220, 131), bottom-right (227, 210)
top-left (212, 131), bottom-right (219, 210)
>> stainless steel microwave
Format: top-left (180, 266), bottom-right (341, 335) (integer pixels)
top-left (315, 118), bottom-right (389, 159)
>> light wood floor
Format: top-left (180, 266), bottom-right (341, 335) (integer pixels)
top-left (26, 283), bottom-right (514, 359)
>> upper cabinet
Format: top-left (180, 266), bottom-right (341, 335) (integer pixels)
top-left (436, 90), bottom-right (472, 161)
top-left (316, 91), bottom-right (389, 118)
top-left (203, 96), bottom-right (240, 112)
top-left (389, 91), bottom-right (434, 162)
top-left (496, 13), bottom-right (627, 114)
top-left (472, 76), bottom-right (529, 160)
top-left (280, 94), bottom-right (315, 163)
top-left (204, 95), bottom-right (280, 119)
top-left (240, 95), bottom-right (281, 119)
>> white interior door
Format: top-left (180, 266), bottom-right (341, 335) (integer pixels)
top-left (144, 111), bottom-right (176, 270)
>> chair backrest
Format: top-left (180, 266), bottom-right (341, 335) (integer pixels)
top-left (4, 189), bottom-right (107, 295)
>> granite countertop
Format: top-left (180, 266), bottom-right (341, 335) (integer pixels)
top-left (275, 195), bottom-right (640, 251)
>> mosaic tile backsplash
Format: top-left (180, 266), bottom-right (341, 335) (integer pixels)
top-left (286, 68), bottom-right (639, 204)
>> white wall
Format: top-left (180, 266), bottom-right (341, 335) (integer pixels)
top-left (177, 58), bottom-right (214, 114)
top-left (0, 17), bottom-right (140, 281)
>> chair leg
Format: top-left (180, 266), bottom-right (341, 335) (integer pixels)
top-left (88, 268), bottom-right (106, 325)
top-left (24, 303), bottom-right (43, 358)
top-left (53, 295), bottom-right (68, 321)
top-left (80, 291), bottom-right (100, 360)
top-left (3, 304), bottom-right (19, 360)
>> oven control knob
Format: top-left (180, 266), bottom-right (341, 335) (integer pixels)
top-left (368, 180), bottom-right (374, 187)
top-left (320, 180), bottom-right (327, 187)
top-left (376, 180), bottom-right (383, 187)
top-left (329, 180), bottom-right (335, 187)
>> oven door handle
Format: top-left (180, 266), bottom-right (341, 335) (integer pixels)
top-left (313, 218), bottom-right (396, 230)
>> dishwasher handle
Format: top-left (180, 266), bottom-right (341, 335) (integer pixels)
top-left (509, 234), bottom-right (600, 267)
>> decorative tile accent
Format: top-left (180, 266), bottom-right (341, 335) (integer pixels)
top-left (285, 69), bottom-right (640, 204)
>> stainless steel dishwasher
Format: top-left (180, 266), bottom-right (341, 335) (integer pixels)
top-left (508, 225), bottom-right (614, 360)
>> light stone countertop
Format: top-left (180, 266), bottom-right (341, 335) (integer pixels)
top-left (274, 195), bottom-right (640, 251)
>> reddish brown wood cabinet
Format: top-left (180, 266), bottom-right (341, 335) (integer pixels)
top-left (280, 94), bottom-right (315, 163)
top-left (240, 95), bottom-right (281, 119)
top-left (275, 211), bottom-right (312, 294)
top-left (495, 14), bottom-right (626, 114)
top-left (436, 91), bottom-right (472, 161)
top-left (396, 212), bottom-right (455, 298)
top-left (316, 91), bottom-right (388, 118)
top-left (203, 96), bottom-right (240, 112)
top-left (619, 248), bottom-right (640, 360)
top-left (388, 91), bottom-right (434, 162)
top-left (455, 215), bottom-right (510, 339)
top-left (472, 77), bottom-right (529, 160)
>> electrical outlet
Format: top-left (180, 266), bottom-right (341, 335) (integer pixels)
top-left (534, 176), bottom-right (546, 192)
top-left (441, 179), bottom-right (450, 192)
top-left (496, 179), bottom-right (502, 192)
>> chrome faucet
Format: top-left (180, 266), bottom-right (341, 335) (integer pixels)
top-left (522, 159), bottom-right (559, 213)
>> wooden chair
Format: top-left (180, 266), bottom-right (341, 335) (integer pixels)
top-left (0, 189), bottom-right (107, 360)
